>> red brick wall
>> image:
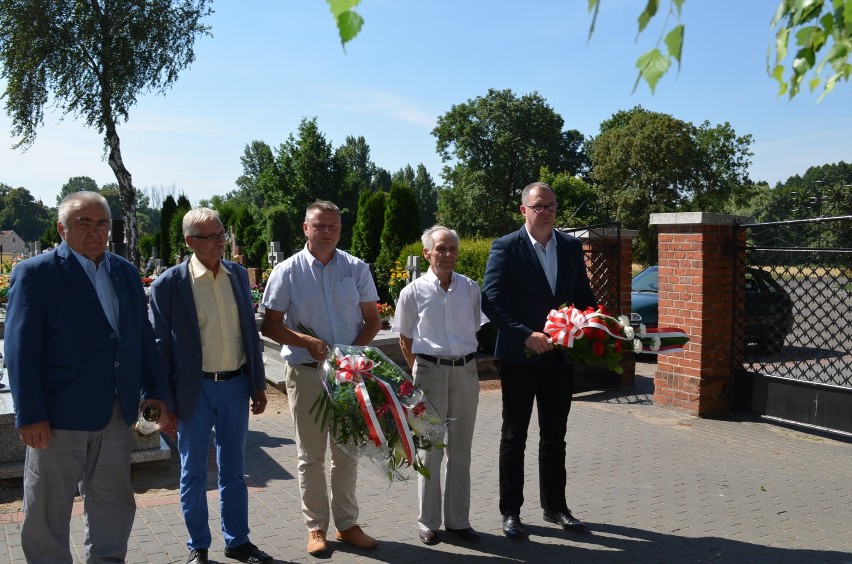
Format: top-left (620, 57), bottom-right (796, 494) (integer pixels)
top-left (654, 224), bottom-right (736, 415)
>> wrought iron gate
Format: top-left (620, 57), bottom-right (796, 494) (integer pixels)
top-left (733, 183), bottom-right (852, 435)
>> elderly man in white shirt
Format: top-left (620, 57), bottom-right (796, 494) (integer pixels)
top-left (392, 225), bottom-right (488, 545)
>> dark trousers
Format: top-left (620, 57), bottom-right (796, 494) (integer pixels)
top-left (499, 351), bottom-right (574, 516)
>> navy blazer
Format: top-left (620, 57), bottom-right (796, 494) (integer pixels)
top-left (482, 226), bottom-right (597, 364)
top-left (148, 259), bottom-right (266, 420)
top-left (6, 242), bottom-right (163, 430)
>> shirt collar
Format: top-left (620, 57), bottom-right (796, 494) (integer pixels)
top-left (189, 253), bottom-right (230, 279)
top-left (424, 266), bottom-right (455, 289)
top-left (526, 229), bottom-right (555, 249)
top-left (69, 246), bottom-right (111, 274)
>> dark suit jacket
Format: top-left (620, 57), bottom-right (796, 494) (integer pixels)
top-left (482, 226), bottom-right (597, 364)
top-left (148, 258), bottom-right (266, 420)
top-left (6, 242), bottom-right (163, 430)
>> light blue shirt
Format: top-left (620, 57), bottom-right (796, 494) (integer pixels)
top-left (70, 248), bottom-right (120, 333)
top-left (528, 229), bottom-right (557, 294)
top-left (262, 246), bottom-right (379, 364)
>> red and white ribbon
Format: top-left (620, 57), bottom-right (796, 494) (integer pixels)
top-left (334, 354), bottom-right (416, 466)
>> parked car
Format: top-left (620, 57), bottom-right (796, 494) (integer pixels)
top-left (630, 266), bottom-right (795, 353)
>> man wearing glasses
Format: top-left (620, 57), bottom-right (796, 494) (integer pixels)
top-left (6, 191), bottom-right (166, 562)
top-left (149, 208), bottom-right (271, 564)
top-left (481, 182), bottom-right (597, 540)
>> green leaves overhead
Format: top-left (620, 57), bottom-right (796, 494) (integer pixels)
top-left (326, 0), bottom-right (364, 49)
top-left (770, 0), bottom-right (852, 100)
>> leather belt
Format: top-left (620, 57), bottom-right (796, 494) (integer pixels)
top-left (416, 352), bottom-right (476, 367)
top-left (202, 365), bottom-right (245, 381)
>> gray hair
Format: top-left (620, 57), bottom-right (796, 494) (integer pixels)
top-left (421, 225), bottom-right (459, 251)
top-left (182, 207), bottom-right (222, 236)
top-left (305, 200), bottom-right (341, 222)
top-left (521, 181), bottom-right (555, 205)
top-left (57, 191), bottom-right (111, 229)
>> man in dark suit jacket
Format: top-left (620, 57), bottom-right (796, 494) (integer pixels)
top-left (6, 191), bottom-right (166, 562)
top-left (481, 182), bottom-right (597, 539)
top-left (149, 208), bottom-right (270, 564)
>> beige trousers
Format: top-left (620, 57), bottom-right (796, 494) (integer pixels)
top-left (285, 362), bottom-right (360, 532)
top-left (413, 357), bottom-right (480, 532)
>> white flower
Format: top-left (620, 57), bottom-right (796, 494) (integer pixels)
top-left (650, 336), bottom-right (661, 352)
top-left (407, 414), bottom-right (428, 437)
top-left (618, 315), bottom-right (631, 327)
top-left (623, 326), bottom-right (635, 340)
top-left (633, 338), bottom-right (643, 353)
top-left (639, 324), bottom-right (647, 338)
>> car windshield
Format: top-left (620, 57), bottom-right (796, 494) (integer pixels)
top-left (632, 268), bottom-right (659, 292)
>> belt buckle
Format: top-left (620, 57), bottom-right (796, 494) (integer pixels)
top-left (213, 372), bottom-right (225, 381)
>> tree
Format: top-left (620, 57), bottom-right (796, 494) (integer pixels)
top-left (264, 204), bottom-right (296, 261)
top-left (589, 106), bottom-right (754, 263)
top-left (393, 164), bottom-right (438, 230)
top-left (0, 0), bottom-right (212, 265)
top-left (433, 88), bottom-right (586, 236)
top-left (56, 176), bottom-right (99, 204)
top-left (0, 185), bottom-right (52, 242)
top-left (232, 140), bottom-right (280, 213)
top-left (350, 189), bottom-right (386, 263)
top-left (160, 195), bottom-right (178, 266)
top-left (375, 182), bottom-right (420, 292)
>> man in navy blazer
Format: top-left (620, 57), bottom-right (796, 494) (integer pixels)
top-left (149, 207), bottom-right (271, 564)
top-left (482, 182), bottom-right (597, 539)
top-left (6, 191), bottom-right (166, 562)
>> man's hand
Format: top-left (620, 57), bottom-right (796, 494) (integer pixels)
top-left (251, 389), bottom-right (268, 415)
top-left (524, 332), bottom-right (554, 355)
top-left (19, 420), bottom-right (51, 449)
top-left (307, 336), bottom-right (329, 362)
top-left (141, 398), bottom-right (175, 441)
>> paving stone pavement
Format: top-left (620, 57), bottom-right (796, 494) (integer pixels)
top-left (1, 361), bottom-right (850, 563)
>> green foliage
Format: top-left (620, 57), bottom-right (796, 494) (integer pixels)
top-left (350, 190), bottom-right (386, 262)
top-left (56, 177), bottom-right (99, 205)
top-left (590, 106), bottom-right (753, 263)
top-left (433, 88), bottom-right (587, 237)
top-left (375, 183), bottom-right (420, 292)
top-left (326, 0), bottom-right (364, 48)
top-left (0, 185), bottom-right (52, 241)
top-left (264, 204), bottom-right (295, 260)
top-left (159, 195), bottom-right (178, 265)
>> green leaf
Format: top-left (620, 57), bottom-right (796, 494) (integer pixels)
top-left (634, 48), bottom-right (670, 94)
top-left (808, 75), bottom-right (822, 90)
top-left (775, 27), bottom-right (790, 63)
top-left (336, 11), bottom-right (364, 46)
top-left (637, 0), bottom-right (659, 34)
top-left (665, 24), bottom-right (684, 66)
top-left (326, 0), bottom-right (363, 48)
top-left (587, 0), bottom-right (601, 42)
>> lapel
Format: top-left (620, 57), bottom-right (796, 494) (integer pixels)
top-left (518, 226), bottom-right (555, 298)
top-left (56, 242), bottom-right (115, 331)
top-left (175, 260), bottom-right (203, 346)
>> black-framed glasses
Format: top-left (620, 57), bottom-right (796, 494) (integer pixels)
top-left (527, 204), bottom-right (558, 213)
top-left (191, 232), bottom-right (227, 241)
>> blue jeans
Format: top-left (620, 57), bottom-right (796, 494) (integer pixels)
top-left (178, 373), bottom-right (250, 550)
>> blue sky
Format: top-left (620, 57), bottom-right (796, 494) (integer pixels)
top-left (1, 0), bottom-right (849, 207)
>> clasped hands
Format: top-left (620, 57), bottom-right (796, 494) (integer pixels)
top-left (524, 331), bottom-right (554, 356)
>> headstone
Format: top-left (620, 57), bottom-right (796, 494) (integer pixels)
top-left (268, 241), bottom-right (284, 268)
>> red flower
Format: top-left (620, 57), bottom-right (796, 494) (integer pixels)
top-left (375, 404), bottom-right (390, 417)
top-left (592, 341), bottom-right (605, 357)
top-left (412, 402), bottom-right (427, 417)
top-left (399, 380), bottom-right (414, 397)
top-left (614, 340), bottom-right (623, 352)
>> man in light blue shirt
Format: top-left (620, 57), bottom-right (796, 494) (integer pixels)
top-left (261, 200), bottom-right (381, 556)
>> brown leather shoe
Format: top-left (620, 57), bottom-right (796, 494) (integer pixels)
top-left (335, 525), bottom-right (379, 549)
top-left (307, 529), bottom-right (327, 556)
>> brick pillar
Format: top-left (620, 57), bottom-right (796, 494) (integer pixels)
top-left (649, 212), bottom-right (741, 416)
top-left (578, 227), bottom-right (637, 386)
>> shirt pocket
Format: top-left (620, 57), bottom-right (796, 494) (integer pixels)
top-left (334, 276), bottom-right (361, 315)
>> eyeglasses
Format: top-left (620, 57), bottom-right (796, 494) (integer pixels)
top-left (526, 204), bottom-right (558, 214)
top-left (191, 232), bottom-right (227, 241)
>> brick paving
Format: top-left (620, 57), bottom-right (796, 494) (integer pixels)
top-left (1, 361), bottom-right (850, 563)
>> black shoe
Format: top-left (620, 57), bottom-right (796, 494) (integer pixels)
top-left (446, 527), bottom-right (480, 540)
top-left (543, 508), bottom-right (586, 530)
top-left (419, 529), bottom-right (438, 545)
top-left (224, 541), bottom-right (273, 563)
top-left (502, 515), bottom-right (526, 539)
top-left (186, 549), bottom-right (208, 564)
